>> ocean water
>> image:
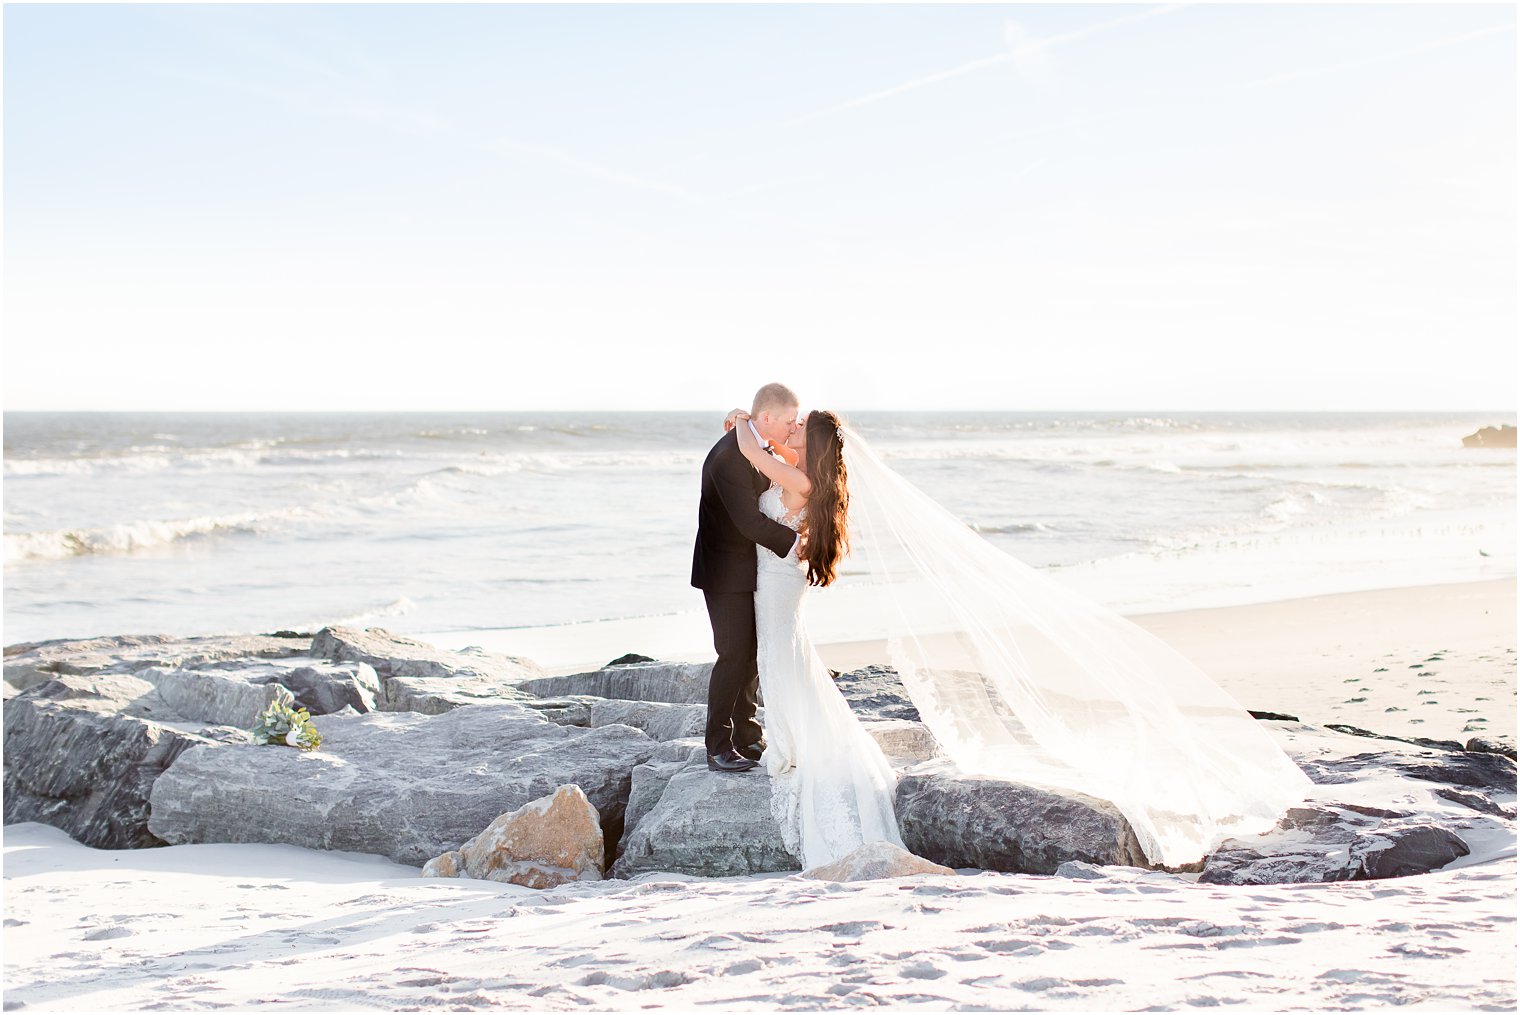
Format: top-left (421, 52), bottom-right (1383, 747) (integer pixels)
top-left (3, 411), bottom-right (1515, 656)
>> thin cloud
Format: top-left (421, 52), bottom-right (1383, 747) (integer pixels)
top-left (786, 3), bottom-right (1188, 127)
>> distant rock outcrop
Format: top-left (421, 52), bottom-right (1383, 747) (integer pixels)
top-left (1461, 424), bottom-right (1517, 448)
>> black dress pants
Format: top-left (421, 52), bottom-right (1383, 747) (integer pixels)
top-left (703, 589), bottom-right (764, 755)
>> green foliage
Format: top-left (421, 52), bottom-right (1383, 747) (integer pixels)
top-left (250, 686), bottom-right (323, 751)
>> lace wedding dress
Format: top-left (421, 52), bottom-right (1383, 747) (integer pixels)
top-left (754, 483), bottom-right (907, 869)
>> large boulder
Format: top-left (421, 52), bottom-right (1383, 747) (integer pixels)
top-left (611, 753), bottom-right (798, 879)
top-left (2, 673), bottom-right (237, 848)
top-left (148, 704), bottom-right (657, 866)
top-left (421, 784), bottom-right (605, 888)
top-left (894, 761), bottom-right (1150, 874)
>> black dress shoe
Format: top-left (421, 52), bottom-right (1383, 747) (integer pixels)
top-left (735, 740), bottom-right (767, 763)
top-left (707, 748), bottom-right (758, 773)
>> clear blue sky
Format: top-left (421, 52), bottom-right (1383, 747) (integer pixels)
top-left (4, 3), bottom-right (1515, 411)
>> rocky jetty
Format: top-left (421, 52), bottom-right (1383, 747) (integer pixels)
top-left (4, 629), bottom-right (1512, 885)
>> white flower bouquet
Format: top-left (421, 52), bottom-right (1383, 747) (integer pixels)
top-left (250, 686), bottom-right (323, 751)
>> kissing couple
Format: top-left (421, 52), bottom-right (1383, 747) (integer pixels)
top-left (689, 382), bottom-right (1314, 873)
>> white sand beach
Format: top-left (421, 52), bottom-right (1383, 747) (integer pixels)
top-left (3, 578), bottom-right (1515, 1012)
top-left (3, 821), bottom-right (1513, 1012)
top-left (821, 578), bottom-right (1518, 745)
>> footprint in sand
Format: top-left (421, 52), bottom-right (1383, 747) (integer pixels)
top-left (1373, 667), bottom-right (1388, 672)
top-left (1385, 706), bottom-right (1406, 712)
top-left (1417, 689), bottom-right (1437, 695)
top-left (1345, 697), bottom-right (1367, 703)
top-left (1343, 678), bottom-right (1360, 683)
top-left (83, 926), bottom-right (133, 941)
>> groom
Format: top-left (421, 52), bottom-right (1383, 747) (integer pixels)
top-left (691, 382), bottom-right (803, 773)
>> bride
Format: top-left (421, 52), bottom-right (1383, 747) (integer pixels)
top-left (727, 406), bottom-right (907, 868)
top-left (724, 405), bottom-right (1313, 874)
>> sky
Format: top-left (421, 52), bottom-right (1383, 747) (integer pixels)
top-left (3, 2), bottom-right (1516, 412)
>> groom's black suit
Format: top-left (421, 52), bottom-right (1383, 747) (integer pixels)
top-left (692, 428), bottom-right (797, 756)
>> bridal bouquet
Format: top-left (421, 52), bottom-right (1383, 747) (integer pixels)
top-left (250, 686), bottom-right (323, 751)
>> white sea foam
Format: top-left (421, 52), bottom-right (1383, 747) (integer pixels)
top-left (2, 410), bottom-right (1512, 644)
top-left (3, 507), bottom-right (321, 563)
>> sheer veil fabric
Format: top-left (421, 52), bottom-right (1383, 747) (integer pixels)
top-left (832, 423), bottom-right (1314, 869)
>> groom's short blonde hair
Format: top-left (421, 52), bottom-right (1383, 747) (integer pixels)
top-left (752, 382), bottom-right (799, 416)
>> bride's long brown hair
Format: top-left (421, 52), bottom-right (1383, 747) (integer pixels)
top-left (801, 410), bottom-right (849, 587)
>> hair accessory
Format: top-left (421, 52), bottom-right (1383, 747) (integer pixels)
top-left (835, 423), bottom-right (845, 443)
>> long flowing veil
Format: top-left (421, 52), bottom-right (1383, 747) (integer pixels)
top-left (830, 422), bottom-right (1313, 869)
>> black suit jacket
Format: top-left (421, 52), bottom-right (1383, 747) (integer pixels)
top-left (691, 429), bottom-right (797, 593)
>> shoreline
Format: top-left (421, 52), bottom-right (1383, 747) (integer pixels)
top-left (411, 577), bottom-right (1516, 745)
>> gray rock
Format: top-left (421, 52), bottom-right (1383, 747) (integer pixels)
top-left (1197, 807), bottom-right (1471, 884)
top-left (140, 666), bottom-right (289, 728)
top-left (590, 699), bottom-right (708, 741)
top-left (4, 632), bottom-right (311, 696)
top-left (310, 626), bottom-right (542, 685)
top-left (522, 696), bottom-right (603, 727)
top-left (380, 674), bottom-right (532, 714)
top-left (3, 674), bottom-right (223, 848)
top-left (893, 761), bottom-right (1150, 874)
top-left (1435, 787), bottom-right (1517, 818)
top-left (611, 755), bottom-right (798, 878)
top-left (1355, 823), bottom-right (1471, 879)
top-left (1192, 722), bottom-right (1510, 884)
top-left (831, 664), bottom-right (921, 721)
top-left (1300, 744), bottom-right (1516, 794)
top-left (515, 660), bottom-right (715, 705)
top-left (278, 662), bottom-right (381, 715)
top-left (148, 704), bottom-right (657, 866)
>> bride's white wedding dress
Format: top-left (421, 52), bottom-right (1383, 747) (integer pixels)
top-left (754, 483), bottom-right (906, 869)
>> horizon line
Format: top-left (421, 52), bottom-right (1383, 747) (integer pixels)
top-left (3, 407), bottom-right (1516, 416)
